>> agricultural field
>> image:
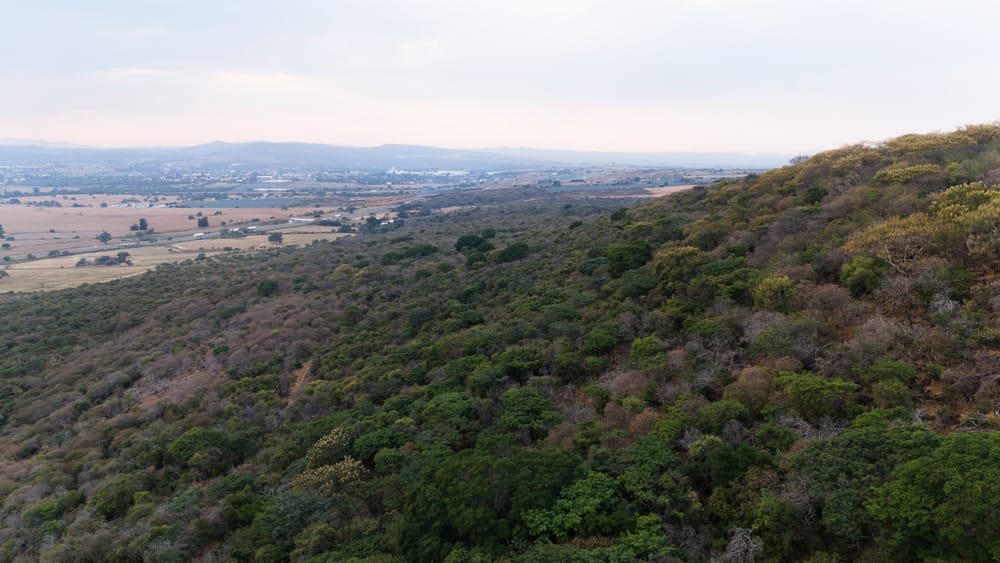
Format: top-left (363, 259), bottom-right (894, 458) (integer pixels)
top-left (0, 198), bottom-right (339, 247)
top-left (0, 226), bottom-right (348, 292)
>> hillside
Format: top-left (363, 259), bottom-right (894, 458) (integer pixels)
top-left (4, 126), bottom-right (1000, 561)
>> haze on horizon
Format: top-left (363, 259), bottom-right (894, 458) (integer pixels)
top-left (3, 0), bottom-right (999, 154)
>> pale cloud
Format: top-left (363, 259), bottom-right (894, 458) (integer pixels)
top-left (398, 39), bottom-right (447, 68)
top-left (2, 0), bottom-right (1000, 152)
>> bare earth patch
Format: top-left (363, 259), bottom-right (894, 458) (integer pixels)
top-left (645, 185), bottom-right (697, 197)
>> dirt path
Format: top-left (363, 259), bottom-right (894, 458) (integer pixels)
top-left (288, 362), bottom-right (312, 404)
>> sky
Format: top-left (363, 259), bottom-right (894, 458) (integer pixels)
top-left (2, 0), bottom-right (999, 153)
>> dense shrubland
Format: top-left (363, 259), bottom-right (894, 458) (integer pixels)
top-left (6, 126), bottom-right (1000, 561)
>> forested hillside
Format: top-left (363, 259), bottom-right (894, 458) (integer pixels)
top-left (6, 126), bottom-right (1000, 562)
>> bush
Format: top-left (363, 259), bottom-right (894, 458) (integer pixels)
top-left (257, 279), bottom-right (279, 297)
top-left (856, 358), bottom-right (917, 385)
top-left (840, 256), bottom-right (887, 296)
top-left (871, 379), bottom-right (911, 408)
top-left (495, 242), bottom-right (530, 263)
top-left (629, 335), bottom-right (661, 359)
top-left (90, 476), bottom-right (141, 520)
top-left (605, 240), bottom-right (652, 277)
top-left (753, 274), bottom-right (795, 311)
top-left (776, 372), bottom-right (858, 422)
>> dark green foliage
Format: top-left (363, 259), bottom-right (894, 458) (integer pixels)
top-left (400, 448), bottom-right (581, 561)
top-left (523, 471), bottom-right (626, 540)
top-left (166, 427), bottom-right (252, 475)
top-left (651, 215), bottom-right (684, 243)
top-left (500, 386), bottom-right (561, 440)
top-left (604, 240), bottom-right (651, 277)
top-left (381, 243), bottom-right (438, 265)
top-left (495, 241), bottom-right (531, 263)
top-left (776, 372), bottom-right (858, 422)
top-left (583, 328), bottom-right (617, 355)
top-left (456, 234), bottom-right (494, 253)
top-left (256, 278), bottom-right (279, 297)
top-left (856, 358), bottom-right (917, 385)
top-left (791, 412), bottom-right (938, 555)
top-left (613, 266), bottom-right (657, 298)
top-left (90, 476), bottom-right (142, 520)
top-left (868, 432), bottom-right (1000, 561)
top-left (840, 255), bottom-right (887, 295)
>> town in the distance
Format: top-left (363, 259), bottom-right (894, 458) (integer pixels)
top-left (0, 141), bottom-right (773, 292)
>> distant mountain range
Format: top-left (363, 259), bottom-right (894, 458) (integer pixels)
top-left (0, 140), bottom-right (792, 170)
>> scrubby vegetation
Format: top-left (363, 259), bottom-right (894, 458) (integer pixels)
top-left (6, 125), bottom-right (1000, 561)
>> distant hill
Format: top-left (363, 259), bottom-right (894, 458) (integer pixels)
top-left (0, 140), bottom-right (790, 169)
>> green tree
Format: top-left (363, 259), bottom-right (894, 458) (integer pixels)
top-left (523, 471), bottom-right (622, 540)
top-left (791, 412), bottom-right (937, 554)
top-left (868, 432), bottom-right (1000, 561)
top-left (776, 372), bottom-right (858, 422)
top-left (753, 274), bottom-right (795, 311)
top-left (456, 234), bottom-right (493, 253)
top-left (90, 476), bottom-right (141, 520)
top-left (495, 242), bottom-right (530, 263)
top-left (97, 231), bottom-right (112, 244)
top-left (605, 240), bottom-right (652, 277)
top-left (840, 255), bottom-right (887, 296)
top-left (257, 279), bottom-right (279, 297)
top-left (400, 447), bottom-right (580, 562)
top-left (629, 335), bottom-right (661, 359)
top-left (499, 386), bottom-right (560, 441)
top-left (856, 358), bottom-right (916, 385)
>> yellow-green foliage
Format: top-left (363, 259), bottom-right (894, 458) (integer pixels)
top-left (652, 245), bottom-right (708, 280)
top-left (847, 181), bottom-right (1000, 269)
top-left (826, 144), bottom-right (884, 178)
top-left (881, 132), bottom-right (976, 156)
top-left (929, 181), bottom-right (1000, 220)
top-left (930, 182), bottom-right (1000, 259)
top-left (306, 427), bottom-right (351, 468)
top-left (871, 164), bottom-right (941, 186)
top-left (292, 457), bottom-right (368, 495)
top-left (753, 274), bottom-right (795, 311)
top-left (844, 213), bottom-right (941, 272)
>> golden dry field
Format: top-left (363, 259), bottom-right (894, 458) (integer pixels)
top-left (0, 227), bottom-right (349, 293)
top-left (645, 185), bottom-right (696, 197)
top-left (0, 200), bottom-right (346, 259)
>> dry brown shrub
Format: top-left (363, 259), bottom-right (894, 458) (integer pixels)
top-left (628, 408), bottom-right (661, 436)
top-left (770, 356), bottom-right (804, 373)
top-left (723, 367), bottom-right (775, 413)
top-left (809, 284), bottom-right (855, 323)
top-left (550, 387), bottom-right (597, 424)
top-left (544, 421), bottom-right (579, 449)
top-left (743, 311), bottom-right (786, 342)
top-left (600, 369), bottom-right (649, 400)
top-left (654, 381), bottom-right (691, 406)
top-left (600, 403), bottom-right (630, 432)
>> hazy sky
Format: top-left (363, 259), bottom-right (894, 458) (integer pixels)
top-left (2, 0), bottom-right (999, 152)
